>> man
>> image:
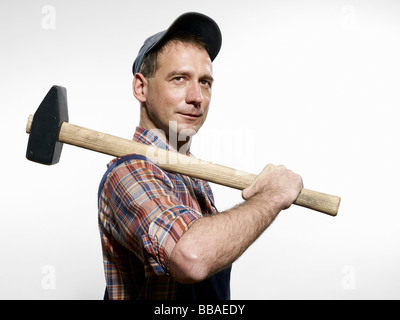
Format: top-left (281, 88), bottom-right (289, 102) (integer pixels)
top-left (98, 12), bottom-right (303, 300)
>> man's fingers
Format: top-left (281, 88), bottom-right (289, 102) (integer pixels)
top-left (241, 164), bottom-right (303, 209)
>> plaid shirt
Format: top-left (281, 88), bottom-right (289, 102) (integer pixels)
top-left (98, 127), bottom-right (230, 300)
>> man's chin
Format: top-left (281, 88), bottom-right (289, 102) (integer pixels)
top-left (170, 122), bottom-right (200, 138)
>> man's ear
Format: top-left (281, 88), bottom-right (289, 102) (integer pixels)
top-left (132, 73), bottom-right (148, 103)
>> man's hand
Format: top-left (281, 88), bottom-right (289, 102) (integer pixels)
top-left (242, 164), bottom-right (303, 211)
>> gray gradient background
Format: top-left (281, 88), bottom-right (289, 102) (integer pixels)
top-left (1, 0), bottom-right (399, 299)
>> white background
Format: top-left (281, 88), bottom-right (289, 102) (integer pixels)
top-left (1, 0), bottom-right (399, 299)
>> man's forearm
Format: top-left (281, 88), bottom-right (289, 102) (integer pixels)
top-left (169, 194), bottom-right (282, 283)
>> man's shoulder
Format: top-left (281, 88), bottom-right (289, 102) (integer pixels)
top-left (107, 153), bottom-right (167, 179)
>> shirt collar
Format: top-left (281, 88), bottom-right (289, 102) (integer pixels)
top-left (107, 127), bottom-right (179, 168)
top-left (133, 126), bottom-right (177, 152)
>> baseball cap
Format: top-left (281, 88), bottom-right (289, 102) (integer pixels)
top-left (132, 12), bottom-right (222, 75)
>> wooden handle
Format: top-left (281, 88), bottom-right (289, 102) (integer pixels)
top-left (26, 115), bottom-right (340, 216)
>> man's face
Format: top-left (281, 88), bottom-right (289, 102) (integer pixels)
top-left (141, 41), bottom-right (213, 142)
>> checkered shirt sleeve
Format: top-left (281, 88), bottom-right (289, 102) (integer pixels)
top-left (100, 155), bottom-right (203, 276)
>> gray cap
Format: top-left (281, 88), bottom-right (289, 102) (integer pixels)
top-left (132, 12), bottom-right (222, 75)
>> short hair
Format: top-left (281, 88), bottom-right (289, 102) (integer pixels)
top-left (139, 32), bottom-right (210, 78)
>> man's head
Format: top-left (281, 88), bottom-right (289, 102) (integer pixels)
top-left (131, 13), bottom-right (222, 151)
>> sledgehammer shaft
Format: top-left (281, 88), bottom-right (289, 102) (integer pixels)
top-left (26, 115), bottom-right (341, 216)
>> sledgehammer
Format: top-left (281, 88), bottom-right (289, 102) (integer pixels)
top-left (26, 85), bottom-right (341, 216)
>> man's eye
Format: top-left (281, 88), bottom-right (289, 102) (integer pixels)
top-left (173, 77), bottom-right (184, 82)
top-left (201, 80), bottom-right (212, 87)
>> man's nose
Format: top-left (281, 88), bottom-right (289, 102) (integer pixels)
top-left (186, 82), bottom-right (203, 107)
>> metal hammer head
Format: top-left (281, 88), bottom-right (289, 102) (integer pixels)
top-left (26, 85), bottom-right (69, 165)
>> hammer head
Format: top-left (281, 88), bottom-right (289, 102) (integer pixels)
top-left (26, 85), bottom-right (69, 165)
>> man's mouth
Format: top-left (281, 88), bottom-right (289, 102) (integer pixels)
top-left (178, 113), bottom-right (202, 120)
